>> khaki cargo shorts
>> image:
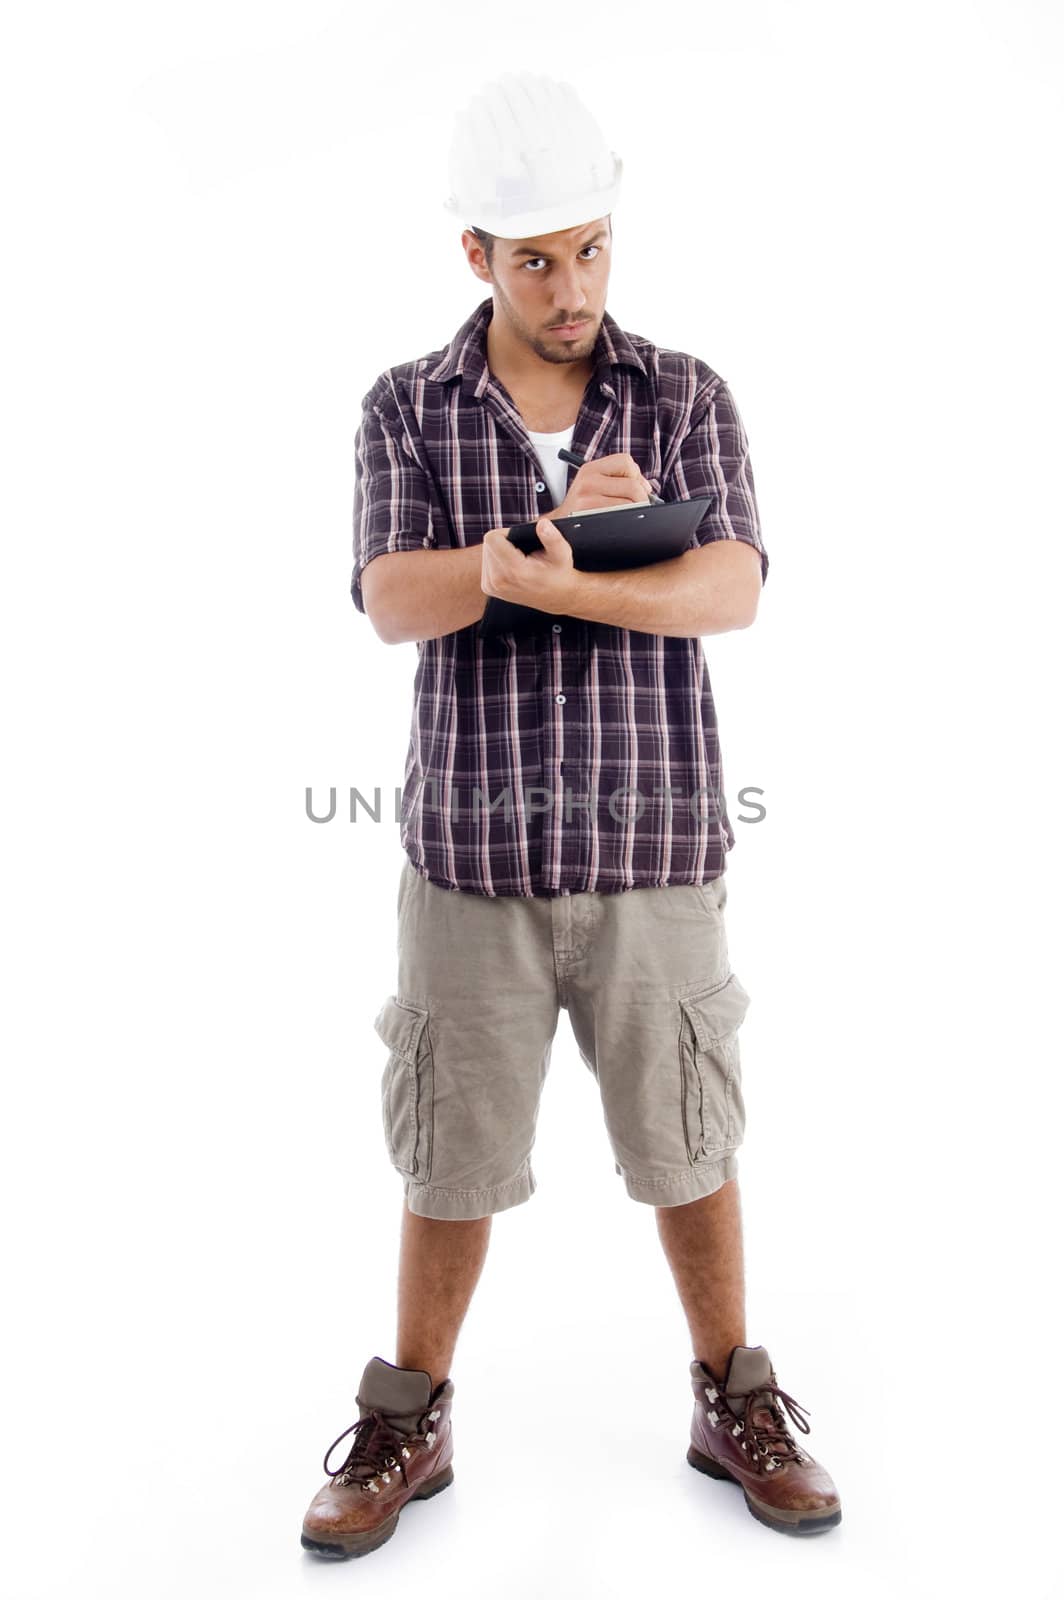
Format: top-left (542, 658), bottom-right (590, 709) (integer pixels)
top-left (371, 857), bottom-right (752, 1220)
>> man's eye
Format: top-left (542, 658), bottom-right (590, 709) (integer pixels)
top-left (523, 246), bottom-right (599, 272)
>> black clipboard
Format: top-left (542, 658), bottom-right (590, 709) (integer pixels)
top-left (477, 495), bottom-right (715, 639)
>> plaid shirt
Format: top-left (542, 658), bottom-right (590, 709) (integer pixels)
top-left (351, 295), bottom-right (768, 897)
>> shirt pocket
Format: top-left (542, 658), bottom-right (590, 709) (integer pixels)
top-left (374, 994), bottom-right (435, 1180)
top-left (678, 973), bottom-right (751, 1162)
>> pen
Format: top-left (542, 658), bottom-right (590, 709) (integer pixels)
top-left (558, 446), bottom-right (663, 504)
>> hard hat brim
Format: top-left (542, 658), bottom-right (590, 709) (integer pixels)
top-left (442, 166), bottom-right (622, 242)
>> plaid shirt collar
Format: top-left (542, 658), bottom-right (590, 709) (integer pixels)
top-left (425, 294), bottom-right (649, 403)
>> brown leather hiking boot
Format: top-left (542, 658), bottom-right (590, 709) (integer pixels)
top-left (687, 1345), bottom-right (841, 1536)
top-left (301, 1357), bottom-right (455, 1558)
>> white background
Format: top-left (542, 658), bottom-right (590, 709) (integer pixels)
top-left (2, 2), bottom-right (1062, 1597)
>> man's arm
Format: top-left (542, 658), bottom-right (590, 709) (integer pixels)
top-left (567, 372), bottom-right (767, 638)
top-left (352, 387), bottom-right (482, 643)
top-left (366, 520), bottom-right (758, 644)
top-left (478, 376), bottom-right (769, 638)
top-left (566, 373), bottom-right (767, 636)
top-left (361, 545), bottom-right (486, 644)
top-left (558, 537), bottom-right (762, 636)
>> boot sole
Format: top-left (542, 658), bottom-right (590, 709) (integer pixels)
top-left (687, 1444), bottom-right (841, 1536)
top-left (301, 1464), bottom-right (455, 1558)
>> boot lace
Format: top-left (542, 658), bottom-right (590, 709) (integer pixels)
top-left (734, 1381), bottom-right (812, 1474)
top-left (322, 1407), bottom-right (436, 1492)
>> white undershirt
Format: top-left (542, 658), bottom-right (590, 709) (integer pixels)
top-left (526, 423), bottom-right (576, 509)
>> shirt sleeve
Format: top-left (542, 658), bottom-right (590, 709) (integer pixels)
top-left (350, 392), bottom-right (436, 614)
top-left (665, 379), bottom-right (768, 586)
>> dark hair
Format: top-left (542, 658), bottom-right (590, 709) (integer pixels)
top-left (470, 216), bottom-right (612, 270)
top-left (469, 225), bottom-right (497, 267)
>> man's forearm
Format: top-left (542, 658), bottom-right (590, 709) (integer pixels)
top-left (365, 535), bottom-right (759, 644)
top-left (559, 544), bottom-right (759, 637)
top-left (364, 545), bottom-right (486, 644)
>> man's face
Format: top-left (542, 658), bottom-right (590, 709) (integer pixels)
top-left (466, 217), bottom-right (612, 368)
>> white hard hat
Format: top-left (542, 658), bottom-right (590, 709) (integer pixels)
top-left (443, 71), bottom-right (623, 240)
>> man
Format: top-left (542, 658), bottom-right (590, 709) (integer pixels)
top-left (301, 71), bottom-right (840, 1558)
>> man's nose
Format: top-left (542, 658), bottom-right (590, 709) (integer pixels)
top-left (551, 268), bottom-right (588, 317)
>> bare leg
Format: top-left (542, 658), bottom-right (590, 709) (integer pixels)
top-left (396, 1201), bottom-right (492, 1392)
top-left (654, 1177), bottom-right (746, 1377)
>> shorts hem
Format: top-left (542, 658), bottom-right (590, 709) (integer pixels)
top-left (402, 1160), bottom-right (535, 1219)
top-left (620, 1151), bottom-right (739, 1205)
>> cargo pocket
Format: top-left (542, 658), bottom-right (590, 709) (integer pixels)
top-left (678, 973), bottom-right (751, 1163)
top-left (374, 994), bottom-right (434, 1181)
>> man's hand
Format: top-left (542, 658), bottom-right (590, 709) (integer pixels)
top-left (553, 452), bottom-right (655, 518)
top-left (480, 455), bottom-right (655, 616)
top-left (481, 517), bottom-right (580, 615)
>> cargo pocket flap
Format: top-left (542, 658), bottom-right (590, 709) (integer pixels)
top-left (680, 974), bottom-right (751, 1049)
top-left (373, 995), bottom-right (429, 1062)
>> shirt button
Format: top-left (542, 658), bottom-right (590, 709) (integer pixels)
top-left (555, 693), bottom-right (566, 704)
top-left (552, 623), bottom-right (562, 632)
top-left (535, 480), bottom-right (546, 493)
